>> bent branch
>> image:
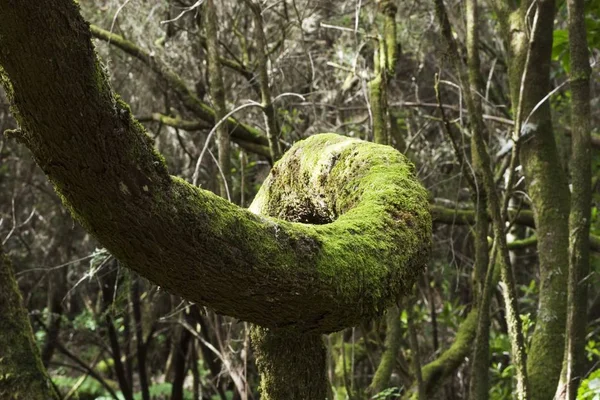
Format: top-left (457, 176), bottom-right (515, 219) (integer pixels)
top-left (0, 2), bottom-right (431, 334)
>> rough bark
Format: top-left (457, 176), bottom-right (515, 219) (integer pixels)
top-left (0, 0), bottom-right (430, 332)
top-left (0, 243), bottom-right (60, 400)
top-left (503, 2), bottom-right (571, 398)
top-left (558, 0), bottom-right (592, 396)
top-left (251, 327), bottom-right (327, 400)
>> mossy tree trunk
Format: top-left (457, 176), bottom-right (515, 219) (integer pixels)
top-left (490, 1), bottom-right (571, 398)
top-left (464, 0), bottom-right (493, 397)
top-left (0, 2), bottom-right (431, 399)
top-left (558, 0), bottom-right (592, 397)
top-left (251, 327), bottom-right (328, 400)
top-left (0, 243), bottom-right (60, 400)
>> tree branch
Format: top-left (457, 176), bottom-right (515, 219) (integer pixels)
top-left (89, 24), bottom-right (272, 155)
top-left (0, 2), bottom-right (431, 333)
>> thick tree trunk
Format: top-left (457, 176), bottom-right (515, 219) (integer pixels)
top-left (0, 244), bottom-right (60, 400)
top-left (489, 0), bottom-right (571, 397)
top-left (251, 327), bottom-right (327, 400)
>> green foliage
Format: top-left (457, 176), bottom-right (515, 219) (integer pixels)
top-left (579, 369), bottom-right (600, 399)
top-left (552, 29), bottom-right (571, 73)
top-left (371, 387), bottom-right (402, 399)
top-left (587, 339), bottom-right (600, 361)
top-left (489, 330), bottom-right (514, 400)
top-left (73, 309), bottom-right (98, 332)
top-left (53, 375), bottom-right (108, 399)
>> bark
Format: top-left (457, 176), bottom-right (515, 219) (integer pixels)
top-left (406, 299), bottom-right (425, 400)
top-left (0, 2), bottom-right (430, 335)
top-left (558, 0), bottom-right (592, 397)
top-left (41, 263), bottom-right (67, 367)
top-left (171, 321), bottom-right (192, 400)
top-left (499, 2), bottom-right (571, 397)
top-left (379, 0), bottom-right (398, 75)
top-left (101, 267), bottom-right (133, 400)
top-left (0, 243), bottom-right (60, 400)
top-left (131, 278), bottom-right (150, 400)
top-left (464, 1), bottom-right (493, 396)
top-left (251, 327), bottom-right (327, 400)
top-left (369, 71), bottom-right (389, 145)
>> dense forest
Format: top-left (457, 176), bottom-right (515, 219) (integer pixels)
top-left (0, 0), bottom-right (598, 399)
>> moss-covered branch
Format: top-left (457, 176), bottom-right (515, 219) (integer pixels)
top-left (417, 308), bottom-right (478, 398)
top-left (0, 2), bottom-right (431, 334)
top-left (149, 112), bottom-right (271, 158)
top-left (0, 244), bottom-right (60, 400)
top-left (89, 24), bottom-right (271, 153)
top-left (368, 306), bottom-right (402, 394)
top-left (430, 204), bottom-right (534, 227)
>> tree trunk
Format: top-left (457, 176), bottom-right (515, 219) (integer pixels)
top-left (0, 0), bottom-right (430, 334)
top-left (0, 243), bottom-right (60, 400)
top-left (0, 2), bottom-right (431, 398)
top-left (251, 327), bottom-right (327, 400)
top-left (507, 3), bottom-right (570, 398)
top-left (558, 0), bottom-right (592, 396)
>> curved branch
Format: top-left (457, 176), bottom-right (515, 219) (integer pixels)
top-left (0, 2), bottom-right (431, 333)
top-left (418, 308), bottom-right (478, 398)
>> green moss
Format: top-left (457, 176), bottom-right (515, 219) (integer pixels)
top-left (250, 134), bottom-right (431, 329)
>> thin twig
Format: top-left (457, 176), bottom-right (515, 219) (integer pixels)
top-left (160, 0), bottom-right (205, 24)
top-left (192, 101), bottom-right (261, 186)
